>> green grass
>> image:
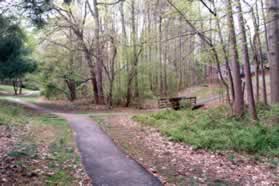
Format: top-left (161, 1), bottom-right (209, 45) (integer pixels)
top-left (0, 84), bottom-right (38, 93)
top-left (0, 84), bottom-right (17, 94)
top-left (134, 105), bottom-right (279, 157)
top-left (0, 84), bottom-right (40, 101)
top-left (0, 100), bottom-right (82, 185)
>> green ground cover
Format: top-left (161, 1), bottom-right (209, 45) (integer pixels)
top-left (134, 105), bottom-right (279, 157)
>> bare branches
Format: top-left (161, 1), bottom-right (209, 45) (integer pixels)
top-left (86, 0), bottom-right (95, 17)
top-left (166, 0), bottom-right (230, 101)
top-left (199, 0), bottom-right (216, 16)
top-left (166, 0), bottom-right (212, 46)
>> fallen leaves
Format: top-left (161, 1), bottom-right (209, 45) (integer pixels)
top-left (0, 122), bottom-right (91, 185)
top-left (102, 115), bottom-right (279, 185)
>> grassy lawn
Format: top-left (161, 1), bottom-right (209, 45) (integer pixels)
top-left (0, 84), bottom-right (31, 95)
top-left (134, 105), bottom-right (279, 157)
top-left (0, 85), bottom-right (40, 103)
top-left (0, 84), bottom-right (15, 93)
top-left (0, 100), bottom-right (88, 185)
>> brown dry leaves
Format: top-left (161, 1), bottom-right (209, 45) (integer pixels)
top-left (104, 115), bottom-right (279, 185)
top-left (0, 126), bottom-right (16, 158)
top-left (0, 124), bottom-right (91, 185)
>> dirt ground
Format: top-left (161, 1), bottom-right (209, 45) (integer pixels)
top-left (35, 97), bottom-right (160, 113)
top-left (96, 115), bottom-right (279, 186)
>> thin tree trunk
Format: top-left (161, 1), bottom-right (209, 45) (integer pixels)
top-left (13, 80), bottom-right (18, 96)
top-left (260, 0), bottom-right (270, 52)
top-left (266, 0), bottom-right (279, 104)
top-left (93, 0), bottom-right (105, 104)
top-left (19, 80), bottom-right (23, 95)
top-left (250, 33), bottom-right (260, 102)
top-left (227, 0), bottom-right (244, 116)
top-left (84, 51), bottom-right (99, 104)
top-left (147, 3), bottom-right (153, 92)
top-left (159, 15), bottom-right (163, 96)
top-left (163, 19), bottom-right (170, 96)
top-left (235, 0), bottom-right (257, 120)
top-left (65, 79), bottom-right (77, 102)
top-left (252, 3), bottom-right (268, 104)
top-left (132, 0), bottom-right (139, 99)
top-left (213, 0), bottom-right (234, 103)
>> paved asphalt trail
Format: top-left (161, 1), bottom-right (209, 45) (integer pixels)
top-left (6, 98), bottom-right (162, 186)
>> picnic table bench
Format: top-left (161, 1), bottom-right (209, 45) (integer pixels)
top-left (158, 96), bottom-right (198, 110)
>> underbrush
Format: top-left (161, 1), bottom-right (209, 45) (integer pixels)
top-left (0, 100), bottom-right (85, 185)
top-left (134, 105), bottom-right (279, 157)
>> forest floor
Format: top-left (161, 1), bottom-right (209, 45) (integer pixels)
top-left (94, 113), bottom-right (279, 185)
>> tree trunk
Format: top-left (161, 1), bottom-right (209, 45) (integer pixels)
top-left (126, 0), bottom-right (139, 107)
top-left (126, 77), bottom-right (132, 106)
top-left (119, 0), bottom-right (128, 74)
top-left (84, 51), bottom-right (99, 104)
top-left (252, 3), bottom-right (268, 104)
top-left (251, 34), bottom-right (260, 102)
top-left (226, 0), bottom-right (244, 116)
top-left (159, 15), bottom-right (163, 96)
top-left (213, 0), bottom-right (234, 103)
top-left (12, 80), bottom-right (18, 96)
top-left (93, 0), bottom-right (105, 104)
top-left (163, 19), bottom-right (170, 96)
top-left (19, 80), bottom-right (23, 95)
top-left (235, 0), bottom-right (257, 120)
top-left (260, 0), bottom-right (270, 52)
top-left (65, 79), bottom-right (77, 102)
top-left (147, 4), bottom-right (153, 92)
top-left (266, 0), bottom-right (279, 104)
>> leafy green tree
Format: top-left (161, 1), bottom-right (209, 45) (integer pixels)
top-left (0, 15), bottom-right (37, 95)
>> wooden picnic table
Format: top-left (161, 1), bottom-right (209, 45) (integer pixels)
top-left (158, 96), bottom-right (197, 110)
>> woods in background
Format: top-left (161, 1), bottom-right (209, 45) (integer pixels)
top-left (0, 0), bottom-right (278, 119)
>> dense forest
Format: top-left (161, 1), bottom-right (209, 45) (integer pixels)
top-left (0, 0), bottom-right (278, 185)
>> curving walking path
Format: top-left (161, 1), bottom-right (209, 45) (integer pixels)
top-left (6, 97), bottom-right (162, 186)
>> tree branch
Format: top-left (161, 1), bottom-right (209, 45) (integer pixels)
top-left (199, 0), bottom-right (216, 16)
top-left (97, 0), bottom-right (125, 6)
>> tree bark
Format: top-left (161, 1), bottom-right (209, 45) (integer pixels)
top-left (226, 0), bottom-right (244, 116)
top-left (159, 15), bottom-right (163, 96)
top-left (65, 79), bottom-right (77, 102)
top-left (131, 0), bottom-right (139, 99)
top-left (93, 0), bottom-right (105, 104)
top-left (266, 0), bottom-right (279, 104)
top-left (213, 0), bottom-right (234, 103)
top-left (235, 0), bottom-right (257, 120)
top-left (19, 80), bottom-right (23, 95)
top-left (12, 80), bottom-right (18, 96)
top-left (252, 3), bottom-right (268, 104)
